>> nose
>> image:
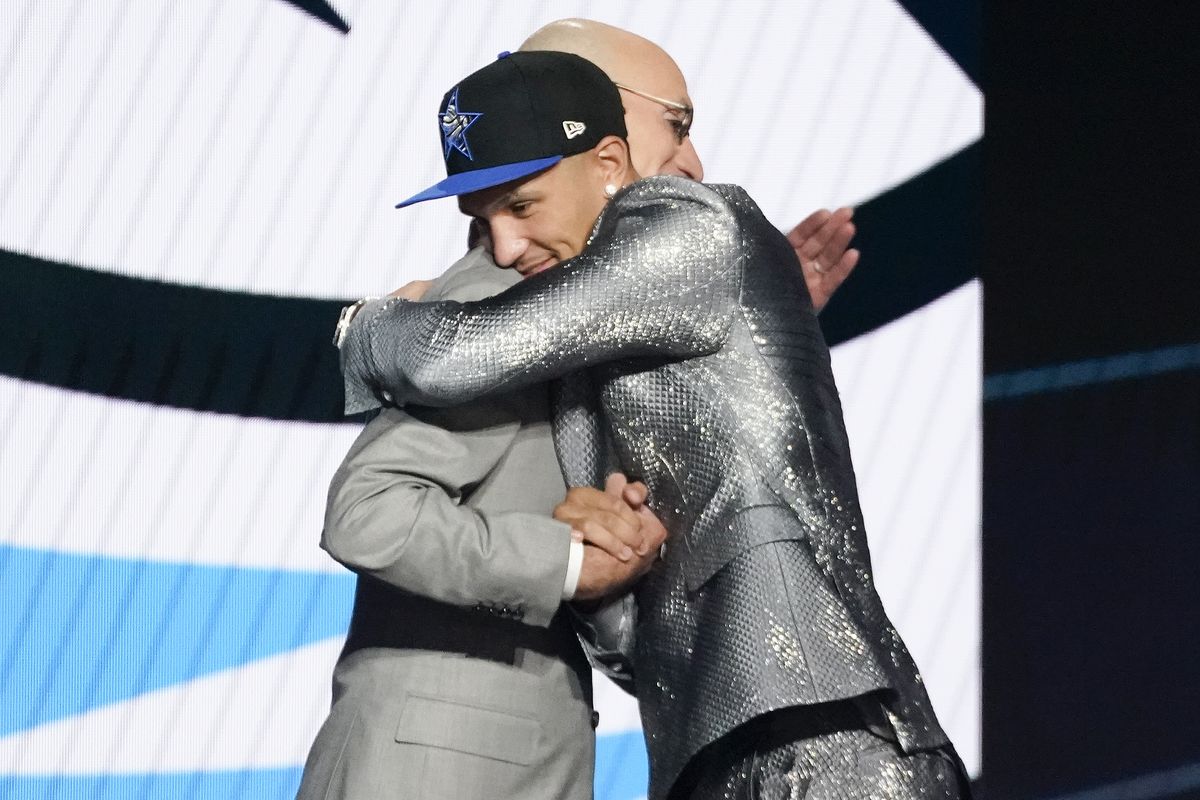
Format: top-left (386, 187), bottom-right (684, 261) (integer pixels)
top-left (488, 219), bottom-right (529, 269)
top-left (675, 138), bottom-right (703, 181)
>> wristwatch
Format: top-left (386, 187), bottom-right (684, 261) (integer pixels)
top-left (332, 297), bottom-right (375, 349)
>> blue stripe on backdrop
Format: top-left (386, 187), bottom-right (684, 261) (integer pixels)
top-left (0, 546), bottom-right (355, 735)
top-left (983, 342), bottom-right (1200, 401)
top-left (595, 730), bottom-right (650, 800)
top-left (1038, 761), bottom-right (1200, 800)
top-left (0, 732), bottom-right (650, 800)
top-left (0, 769), bottom-right (303, 800)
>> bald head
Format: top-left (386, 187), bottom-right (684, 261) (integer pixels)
top-left (521, 19), bottom-right (681, 91)
top-left (521, 19), bottom-right (703, 179)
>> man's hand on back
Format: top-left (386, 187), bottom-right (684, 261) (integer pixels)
top-left (786, 207), bottom-right (859, 312)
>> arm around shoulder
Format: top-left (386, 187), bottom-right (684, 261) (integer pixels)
top-left (341, 178), bottom-right (744, 409)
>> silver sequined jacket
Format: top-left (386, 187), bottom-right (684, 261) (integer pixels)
top-left (341, 176), bottom-right (950, 799)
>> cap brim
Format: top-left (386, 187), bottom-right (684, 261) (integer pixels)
top-left (395, 155), bottom-right (563, 208)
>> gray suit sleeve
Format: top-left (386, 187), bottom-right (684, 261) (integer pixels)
top-left (322, 250), bottom-right (572, 628)
top-left (340, 179), bottom-right (741, 411)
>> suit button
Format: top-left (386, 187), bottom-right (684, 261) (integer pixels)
top-left (591, 711), bottom-right (600, 729)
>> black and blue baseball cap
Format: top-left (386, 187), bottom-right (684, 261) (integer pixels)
top-left (395, 50), bottom-right (627, 208)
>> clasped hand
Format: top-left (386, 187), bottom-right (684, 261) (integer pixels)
top-left (554, 474), bottom-right (668, 601)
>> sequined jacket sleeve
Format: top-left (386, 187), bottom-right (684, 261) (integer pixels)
top-left (551, 372), bottom-right (610, 491)
top-left (339, 177), bottom-right (742, 413)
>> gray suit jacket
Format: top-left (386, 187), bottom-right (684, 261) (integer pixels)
top-left (297, 248), bottom-right (595, 800)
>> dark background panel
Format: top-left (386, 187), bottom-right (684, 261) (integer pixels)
top-left (984, 2), bottom-right (1200, 798)
top-left (985, 2), bottom-right (1198, 375)
top-left (984, 371), bottom-right (1200, 798)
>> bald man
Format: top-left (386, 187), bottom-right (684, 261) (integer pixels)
top-left (296, 20), bottom-right (857, 800)
top-left (523, 20), bottom-right (859, 298)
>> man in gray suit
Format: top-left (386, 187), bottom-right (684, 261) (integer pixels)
top-left (296, 20), bottom-right (857, 800)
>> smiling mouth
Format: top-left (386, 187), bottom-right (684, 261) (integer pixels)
top-left (519, 258), bottom-right (557, 278)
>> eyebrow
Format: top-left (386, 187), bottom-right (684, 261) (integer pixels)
top-left (460, 187), bottom-right (525, 218)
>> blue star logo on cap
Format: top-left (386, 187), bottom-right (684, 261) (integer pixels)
top-left (440, 87), bottom-right (482, 161)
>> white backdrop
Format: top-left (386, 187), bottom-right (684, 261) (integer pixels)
top-left (0, 1), bottom-right (981, 798)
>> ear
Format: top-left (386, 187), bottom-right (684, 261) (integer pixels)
top-left (593, 135), bottom-right (637, 188)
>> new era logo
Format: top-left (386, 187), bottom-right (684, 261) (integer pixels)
top-left (562, 120), bottom-right (586, 139)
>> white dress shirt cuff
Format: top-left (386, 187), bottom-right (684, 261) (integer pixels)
top-left (562, 540), bottom-right (585, 600)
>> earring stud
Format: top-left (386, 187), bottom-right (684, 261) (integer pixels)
top-left (604, 183), bottom-right (618, 198)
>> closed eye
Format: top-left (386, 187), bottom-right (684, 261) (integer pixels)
top-left (668, 118), bottom-right (690, 143)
